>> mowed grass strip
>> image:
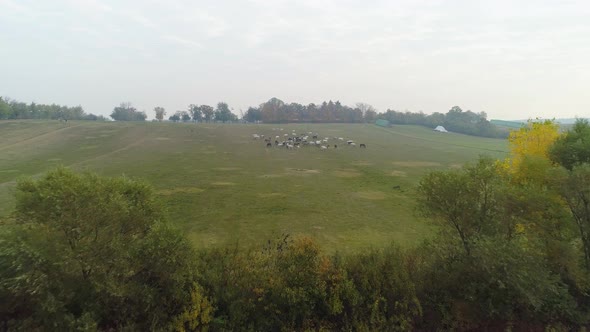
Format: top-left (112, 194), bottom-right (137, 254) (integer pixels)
top-left (0, 121), bottom-right (508, 252)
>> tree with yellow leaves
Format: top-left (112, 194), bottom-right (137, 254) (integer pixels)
top-left (500, 119), bottom-right (560, 180)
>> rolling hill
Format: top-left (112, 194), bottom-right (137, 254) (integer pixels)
top-left (0, 120), bottom-right (508, 251)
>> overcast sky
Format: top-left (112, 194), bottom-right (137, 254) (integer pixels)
top-left (1, 0), bottom-right (589, 120)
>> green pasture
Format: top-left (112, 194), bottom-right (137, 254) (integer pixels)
top-left (0, 120), bottom-right (508, 252)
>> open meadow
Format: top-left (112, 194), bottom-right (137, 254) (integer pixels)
top-left (0, 120), bottom-right (508, 252)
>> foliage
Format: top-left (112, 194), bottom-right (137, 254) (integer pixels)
top-left (414, 236), bottom-right (579, 330)
top-left (378, 106), bottom-right (508, 138)
top-left (501, 119), bottom-right (560, 177)
top-left (549, 119), bottom-right (590, 272)
top-left (416, 156), bottom-right (584, 329)
top-left (552, 165), bottom-right (590, 268)
top-left (243, 106), bottom-right (262, 123)
top-left (188, 104), bottom-right (203, 122)
top-left (169, 111), bottom-right (181, 122)
top-left (154, 106), bottom-right (166, 121)
top-left (196, 236), bottom-right (422, 331)
top-left (550, 118), bottom-right (590, 170)
top-left (0, 96), bottom-right (103, 120)
top-left (181, 111), bottom-right (192, 122)
top-left (214, 102), bottom-right (236, 123)
top-left (0, 97), bottom-right (11, 119)
top-left (110, 102), bottom-right (147, 121)
top-left (257, 98), bottom-right (365, 123)
top-left (200, 105), bottom-right (215, 122)
top-left (341, 246), bottom-right (422, 331)
top-left (0, 168), bottom-right (211, 330)
top-left (417, 157), bottom-right (502, 254)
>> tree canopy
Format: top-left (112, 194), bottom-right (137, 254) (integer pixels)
top-left (500, 119), bottom-right (560, 177)
top-left (379, 106), bottom-right (508, 138)
top-left (550, 119), bottom-right (590, 170)
top-left (1, 168), bottom-right (212, 330)
top-left (0, 97), bottom-right (104, 121)
top-left (110, 102), bottom-right (147, 121)
top-left (154, 106), bottom-right (166, 121)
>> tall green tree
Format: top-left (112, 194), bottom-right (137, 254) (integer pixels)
top-left (215, 102), bottom-right (233, 123)
top-left (188, 104), bottom-right (203, 122)
top-left (200, 105), bottom-right (214, 122)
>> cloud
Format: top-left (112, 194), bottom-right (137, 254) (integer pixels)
top-left (121, 11), bottom-right (157, 29)
top-left (162, 35), bottom-right (202, 49)
top-left (0, 0), bottom-right (28, 11)
top-left (67, 0), bottom-right (112, 12)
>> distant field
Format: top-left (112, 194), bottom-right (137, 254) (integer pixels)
top-left (0, 121), bottom-right (508, 252)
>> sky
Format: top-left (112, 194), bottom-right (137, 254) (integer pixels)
top-left (1, 0), bottom-right (589, 120)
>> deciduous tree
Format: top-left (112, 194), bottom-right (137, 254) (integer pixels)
top-left (1, 168), bottom-right (212, 330)
top-left (188, 104), bottom-right (202, 122)
top-left (501, 119), bottom-right (559, 179)
top-left (110, 102), bottom-right (146, 121)
top-left (154, 106), bottom-right (166, 121)
top-left (550, 119), bottom-right (590, 170)
top-left (201, 105), bottom-right (214, 123)
top-left (215, 102), bottom-right (233, 123)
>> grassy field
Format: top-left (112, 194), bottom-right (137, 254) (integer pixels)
top-left (0, 120), bottom-right (508, 252)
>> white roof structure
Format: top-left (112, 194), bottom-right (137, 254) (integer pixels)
top-left (434, 125), bottom-right (448, 133)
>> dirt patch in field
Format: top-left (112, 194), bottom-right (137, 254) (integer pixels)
top-left (78, 145), bottom-right (98, 150)
top-left (155, 137), bottom-right (171, 140)
top-left (354, 191), bottom-right (387, 200)
top-left (158, 187), bottom-right (204, 195)
top-left (214, 167), bottom-right (241, 171)
top-left (333, 169), bottom-right (361, 178)
top-left (286, 168), bottom-right (321, 175)
top-left (0, 169), bottom-right (19, 173)
top-left (449, 163), bottom-right (463, 169)
top-left (258, 193), bottom-right (286, 198)
top-left (390, 170), bottom-right (407, 177)
top-left (392, 161), bottom-right (442, 167)
top-left (47, 158), bottom-right (62, 162)
top-left (85, 136), bottom-right (96, 139)
top-left (351, 161), bottom-right (373, 166)
top-left (212, 182), bottom-right (236, 186)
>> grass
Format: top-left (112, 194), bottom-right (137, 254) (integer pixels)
top-left (0, 120), bottom-right (508, 252)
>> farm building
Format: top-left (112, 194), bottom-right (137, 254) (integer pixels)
top-left (434, 125), bottom-right (448, 133)
top-left (375, 119), bottom-right (390, 127)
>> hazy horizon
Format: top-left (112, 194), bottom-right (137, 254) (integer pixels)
top-left (1, 0), bottom-right (589, 121)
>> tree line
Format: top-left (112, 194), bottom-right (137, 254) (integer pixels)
top-left (1, 96), bottom-right (507, 139)
top-left (2, 119), bottom-right (590, 330)
top-left (0, 97), bottom-right (105, 121)
top-left (379, 106), bottom-right (509, 138)
top-left (149, 97), bottom-right (506, 138)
